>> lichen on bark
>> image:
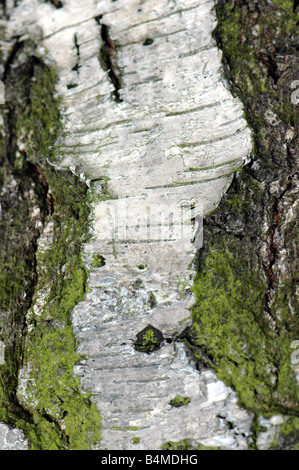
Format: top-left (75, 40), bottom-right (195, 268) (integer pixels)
top-left (188, 0), bottom-right (299, 448)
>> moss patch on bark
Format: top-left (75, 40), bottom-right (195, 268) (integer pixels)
top-left (0, 42), bottom-right (101, 449)
top-left (188, 0), bottom-right (299, 449)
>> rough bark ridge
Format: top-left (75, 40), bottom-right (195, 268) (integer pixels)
top-left (186, 0), bottom-right (299, 450)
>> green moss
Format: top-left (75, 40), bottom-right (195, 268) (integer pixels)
top-left (225, 194), bottom-right (243, 212)
top-left (132, 437), bottom-right (141, 444)
top-left (161, 439), bottom-right (220, 450)
top-left (92, 254), bottom-right (105, 268)
top-left (17, 64), bottom-right (62, 166)
top-left (23, 321), bottom-right (101, 450)
top-left (191, 239), bottom-right (298, 416)
top-left (197, 444), bottom-right (221, 450)
top-left (26, 411), bottom-right (65, 451)
top-left (134, 326), bottom-right (163, 354)
top-left (169, 396), bottom-right (191, 408)
top-left (112, 426), bottom-right (139, 431)
top-left (162, 439), bottom-right (191, 450)
top-left (217, 5), bottom-right (266, 97)
top-left (271, 0), bottom-right (294, 13)
top-left (141, 330), bottom-right (156, 348)
top-left (18, 90), bottom-right (102, 447)
top-left (281, 417), bottom-right (299, 438)
top-left (192, 242), bottom-right (269, 414)
top-left (0, 73), bottom-right (52, 433)
top-left (223, 177), bottom-right (263, 215)
top-left (269, 417), bottom-right (299, 450)
top-left (0, 57), bottom-right (102, 449)
top-left (186, 1), bottom-right (298, 440)
top-left (215, 0), bottom-right (299, 129)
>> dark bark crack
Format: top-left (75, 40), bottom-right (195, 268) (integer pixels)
top-left (264, 173), bottom-right (297, 332)
top-left (44, 0), bottom-right (64, 8)
top-left (72, 33), bottom-right (80, 73)
top-left (2, 37), bottom-right (23, 82)
top-left (95, 15), bottom-right (123, 103)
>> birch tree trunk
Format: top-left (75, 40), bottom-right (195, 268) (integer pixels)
top-left (0, 0), bottom-right (298, 450)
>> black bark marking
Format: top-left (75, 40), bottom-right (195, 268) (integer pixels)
top-left (143, 38), bottom-right (154, 46)
top-left (45, 0), bottom-right (64, 8)
top-left (134, 325), bottom-right (164, 354)
top-left (95, 16), bottom-right (123, 103)
top-left (72, 33), bottom-right (80, 73)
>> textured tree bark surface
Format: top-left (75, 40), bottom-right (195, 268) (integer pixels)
top-left (0, 0), bottom-right (298, 450)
